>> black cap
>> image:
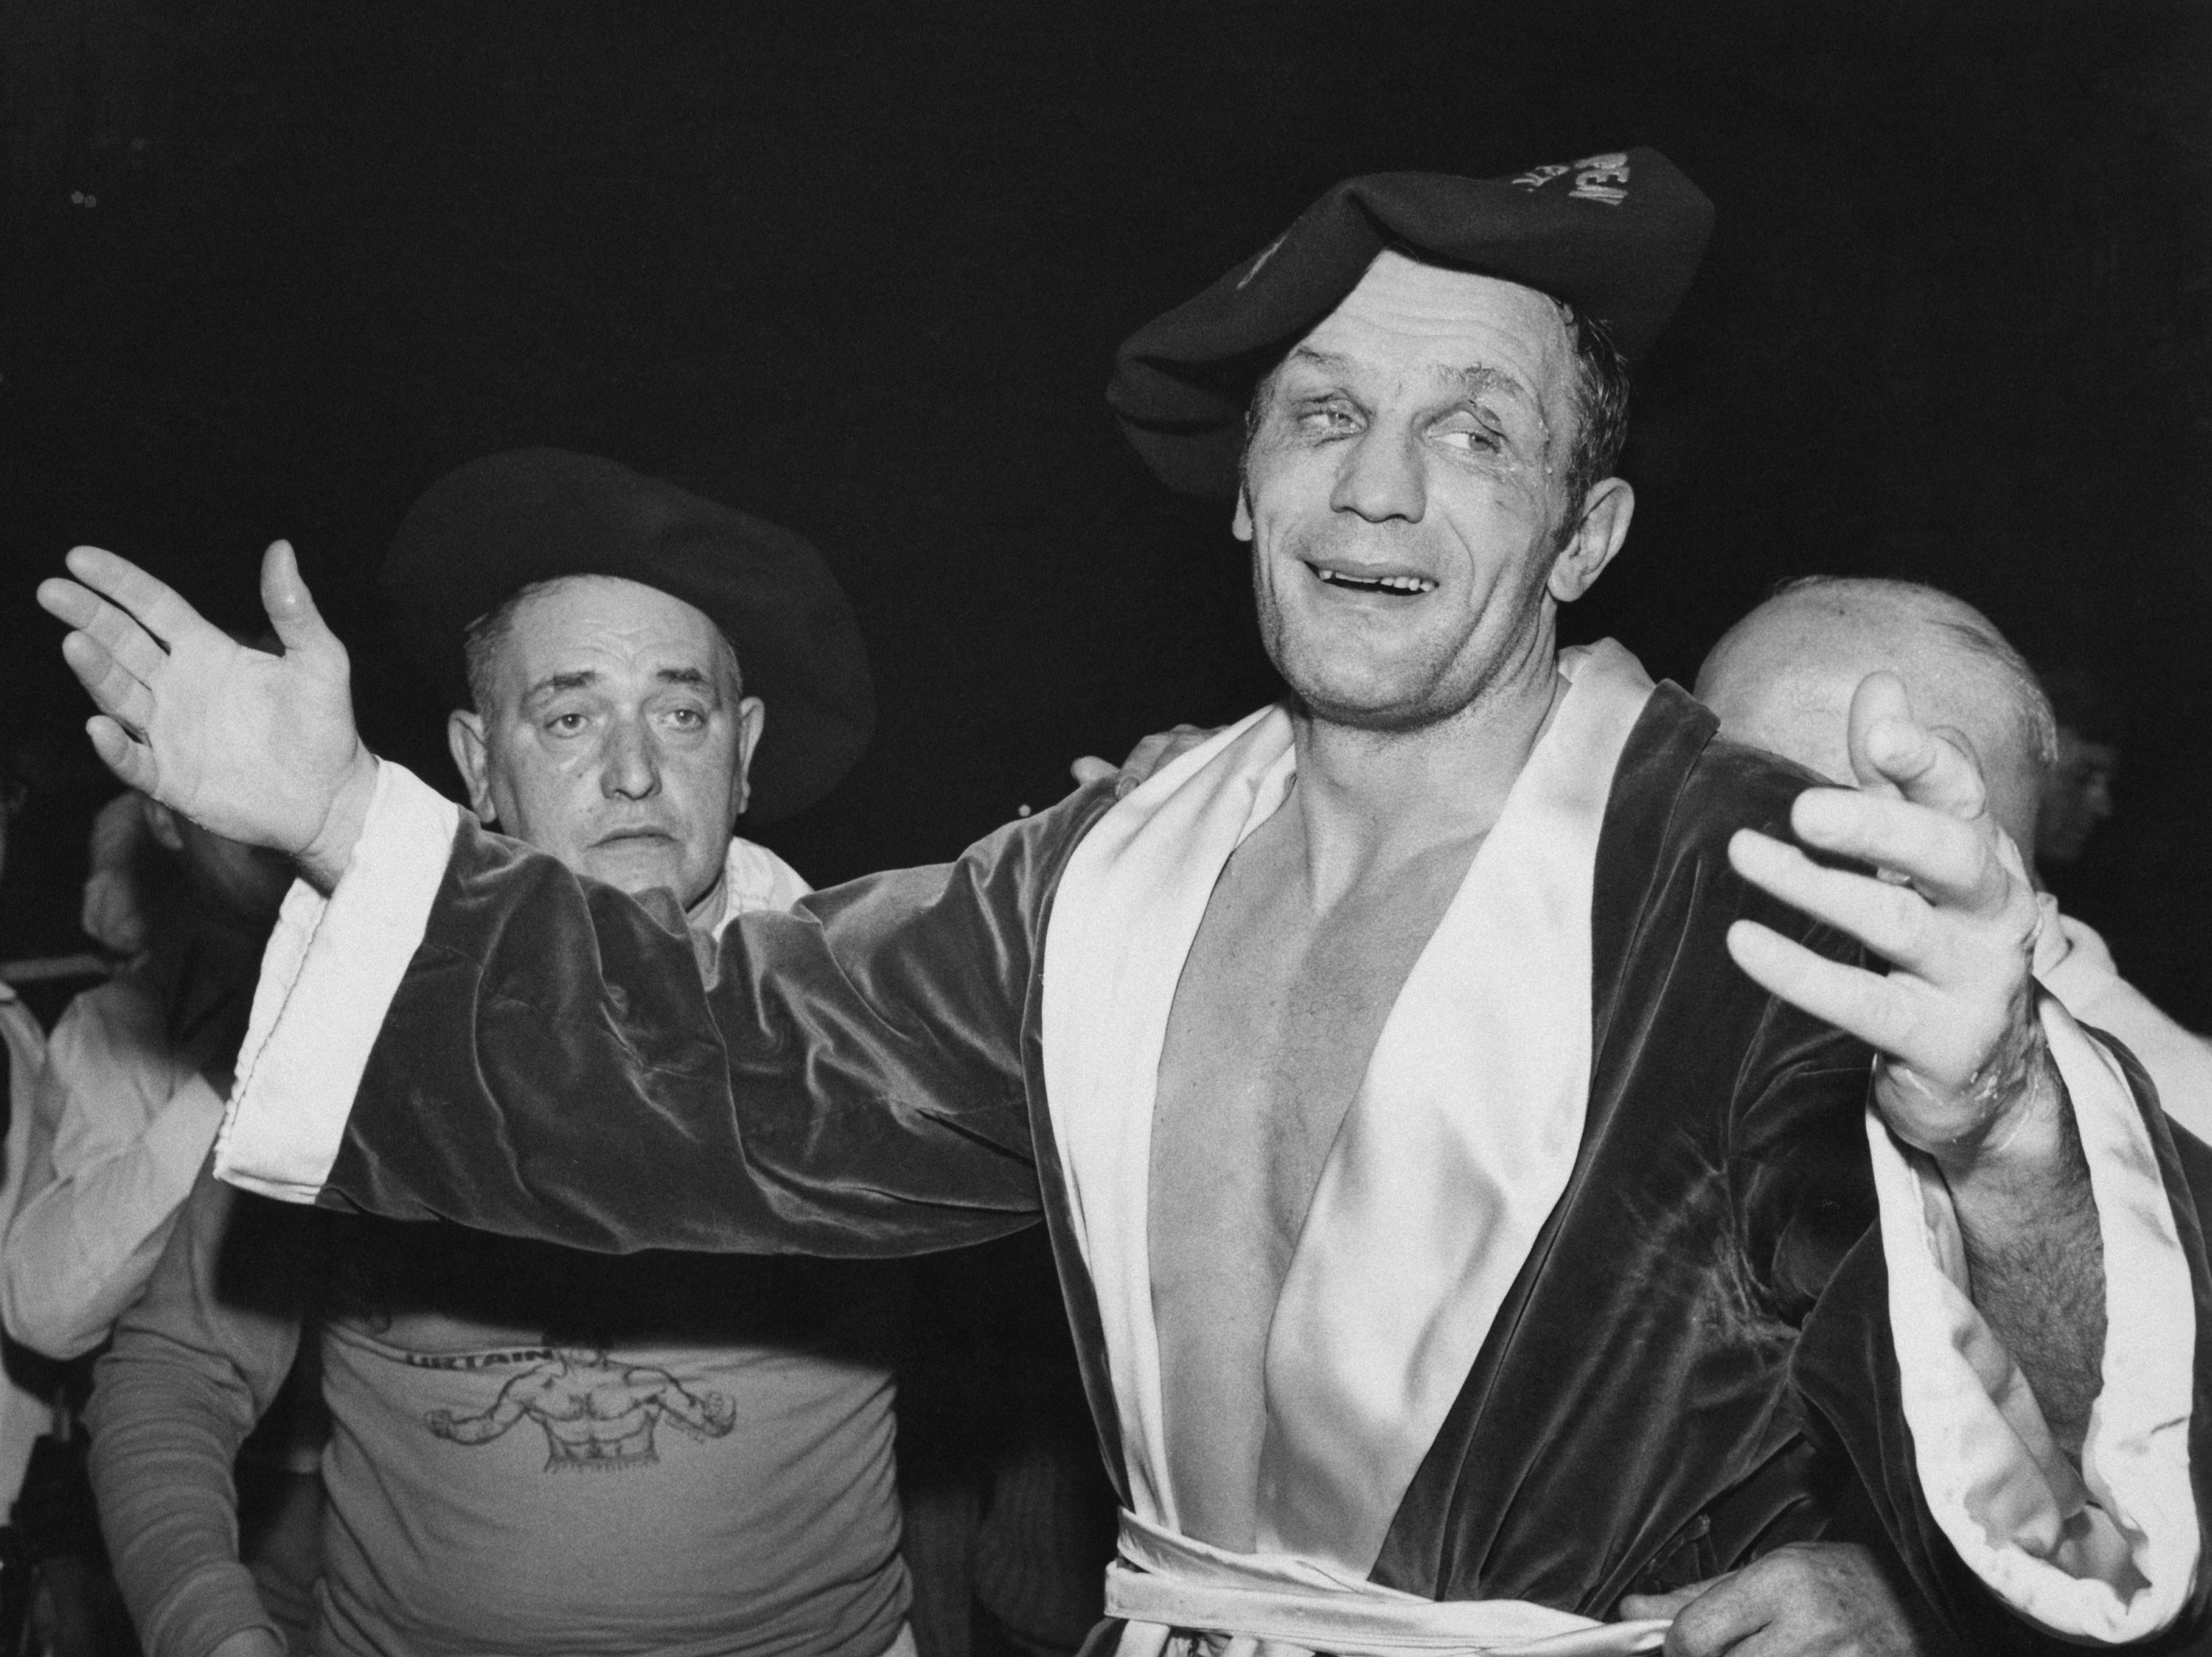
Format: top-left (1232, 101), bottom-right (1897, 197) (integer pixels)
top-left (381, 449), bottom-right (874, 824)
top-left (1108, 149), bottom-right (1715, 497)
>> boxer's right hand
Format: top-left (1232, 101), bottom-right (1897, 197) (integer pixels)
top-left (39, 540), bottom-right (378, 889)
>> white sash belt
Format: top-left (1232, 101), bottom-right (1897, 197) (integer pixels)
top-left (1104, 1511), bottom-right (1667, 1657)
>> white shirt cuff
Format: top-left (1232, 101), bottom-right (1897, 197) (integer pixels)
top-left (1871, 991), bottom-right (2198, 1641)
top-left (214, 762), bottom-right (458, 1204)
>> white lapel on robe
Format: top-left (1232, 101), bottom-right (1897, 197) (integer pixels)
top-left (1042, 641), bottom-right (1657, 1573)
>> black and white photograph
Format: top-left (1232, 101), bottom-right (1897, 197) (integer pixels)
top-left (1, 5), bottom-right (2210, 1655)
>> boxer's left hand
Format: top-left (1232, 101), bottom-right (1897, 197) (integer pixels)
top-left (1724, 673), bottom-right (2047, 1169)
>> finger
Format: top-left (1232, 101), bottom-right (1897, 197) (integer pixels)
top-left (65, 588), bottom-right (175, 686)
top-left (259, 540), bottom-right (339, 658)
top-left (85, 716), bottom-right (157, 794)
top-left (1663, 1574), bottom-right (1769, 1657)
top-left (36, 576), bottom-right (104, 630)
top-left (59, 631), bottom-right (157, 735)
top-left (1157, 724), bottom-right (1219, 765)
top-left (1844, 671), bottom-right (1930, 801)
top-left (62, 545), bottom-right (218, 651)
top-left (1729, 828), bottom-right (1939, 971)
top-left (1727, 917), bottom-right (1921, 1058)
top-left (1787, 790), bottom-right (1999, 912)
top-left (1120, 732), bottom-right (1176, 777)
top-left (1865, 716), bottom-right (1987, 822)
top-left (1068, 756), bottom-right (1118, 788)
top-left (1848, 672), bottom-right (1989, 822)
top-left (44, 570), bottom-right (196, 688)
top-left (1618, 1582), bottom-right (1711, 1619)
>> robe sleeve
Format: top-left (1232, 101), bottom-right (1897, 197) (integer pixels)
top-left (217, 760), bottom-right (1108, 1258)
top-left (1708, 824), bottom-right (2203, 1644)
top-left (1862, 996), bottom-right (2201, 1646)
top-left (1779, 1009), bottom-right (2211, 1650)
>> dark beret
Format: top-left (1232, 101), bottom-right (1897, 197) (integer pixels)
top-left (380, 449), bottom-right (873, 825)
top-left (1107, 149), bottom-right (1715, 497)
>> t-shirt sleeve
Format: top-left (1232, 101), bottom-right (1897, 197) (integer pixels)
top-left (218, 759), bottom-right (1095, 1259)
top-left (87, 1163), bottom-right (307, 1657)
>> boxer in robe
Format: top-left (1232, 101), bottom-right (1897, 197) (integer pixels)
top-left (40, 152), bottom-right (2212, 1655)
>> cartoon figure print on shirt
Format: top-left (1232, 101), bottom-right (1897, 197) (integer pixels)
top-left (415, 1345), bottom-right (737, 1472)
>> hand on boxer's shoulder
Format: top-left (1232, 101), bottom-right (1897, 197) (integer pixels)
top-left (1067, 723), bottom-right (1221, 800)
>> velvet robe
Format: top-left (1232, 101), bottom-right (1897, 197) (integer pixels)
top-left (291, 683), bottom-right (2212, 1652)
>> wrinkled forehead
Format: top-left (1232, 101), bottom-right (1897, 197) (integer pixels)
top-left (499, 574), bottom-right (739, 682)
top-left (1289, 250), bottom-right (1576, 405)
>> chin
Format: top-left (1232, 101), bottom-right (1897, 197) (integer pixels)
top-left (1275, 647), bottom-right (1472, 734)
top-left (581, 845), bottom-right (692, 899)
top-left (1295, 688), bottom-right (1465, 734)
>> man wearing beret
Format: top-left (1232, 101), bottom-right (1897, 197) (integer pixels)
top-left (81, 453), bottom-right (917, 1657)
top-left (43, 153), bottom-right (2210, 1655)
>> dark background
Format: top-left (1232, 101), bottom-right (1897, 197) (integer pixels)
top-left (3, 1), bottom-right (2210, 1011)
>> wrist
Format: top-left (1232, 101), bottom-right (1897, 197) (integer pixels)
top-left (1934, 1043), bottom-right (2074, 1192)
top-left (296, 747), bottom-right (379, 893)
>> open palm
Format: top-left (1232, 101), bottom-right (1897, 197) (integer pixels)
top-left (1726, 672), bottom-right (2044, 1158)
top-left (38, 541), bottom-right (372, 863)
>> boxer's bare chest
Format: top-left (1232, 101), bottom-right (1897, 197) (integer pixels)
top-left (1148, 806), bottom-right (1482, 1549)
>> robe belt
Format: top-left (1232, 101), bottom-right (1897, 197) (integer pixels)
top-left (1104, 1511), bottom-right (1669, 1657)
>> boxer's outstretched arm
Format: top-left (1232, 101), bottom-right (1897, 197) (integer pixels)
top-left (1726, 674), bottom-right (2101, 1443)
top-left (38, 542), bottom-right (377, 887)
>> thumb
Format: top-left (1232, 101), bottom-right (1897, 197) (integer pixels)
top-left (1847, 671), bottom-right (1987, 821)
top-left (1618, 1580), bottom-right (1713, 1620)
top-left (1845, 672), bottom-right (1916, 797)
top-left (259, 540), bottom-right (340, 659)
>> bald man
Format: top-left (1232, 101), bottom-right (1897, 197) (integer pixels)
top-left (1697, 574), bottom-right (2212, 1145)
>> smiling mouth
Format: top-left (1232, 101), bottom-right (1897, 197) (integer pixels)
top-left (1311, 564), bottom-right (1437, 596)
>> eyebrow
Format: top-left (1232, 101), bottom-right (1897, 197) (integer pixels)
top-left (522, 665), bottom-right (722, 701)
top-left (525, 669), bottom-right (601, 700)
top-left (1451, 364), bottom-right (1533, 406)
top-left (1280, 348), bottom-right (1536, 410)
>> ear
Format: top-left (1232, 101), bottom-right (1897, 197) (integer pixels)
top-left (1232, 484), bottom-right (1255, 544)
top-left (730, 697), bottom-right (767, 818)
top-left (141, 795), bottom-right (186, 853)
top-left (1546, 476), bottom-right (1635, 604)
top-left (446, 710), bottom-right (498, 824)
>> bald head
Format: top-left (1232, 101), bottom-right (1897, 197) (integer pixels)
top-left (1694, 577), bottom-right (2056, 853)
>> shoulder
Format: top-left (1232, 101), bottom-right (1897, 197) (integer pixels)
top-left (1608, 681), bottom-right (1825, 868)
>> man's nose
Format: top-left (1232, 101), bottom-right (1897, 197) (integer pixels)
top-left (1329, 424), bottom-right (1427, 523)
top-left (600, 717), bottom-right (662, 800)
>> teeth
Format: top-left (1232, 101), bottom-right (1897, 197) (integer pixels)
top-left (1319, 567), bottom-right (1436, 594)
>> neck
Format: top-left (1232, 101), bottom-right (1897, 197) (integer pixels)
top-left (1285, 634), bottom-right (1564, 904)
top-left (683, 857), bottom-right (732, 932)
